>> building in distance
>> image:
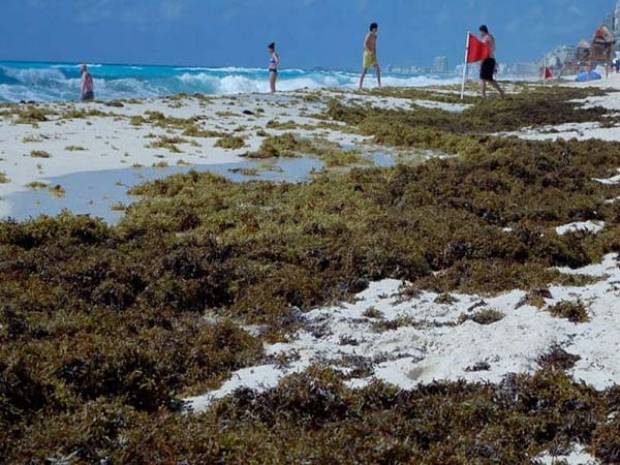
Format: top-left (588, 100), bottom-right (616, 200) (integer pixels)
top-left (432, 56), bottom-right (449, 74)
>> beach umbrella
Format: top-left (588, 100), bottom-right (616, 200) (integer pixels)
top-left (575, 71), bottom-right (602, 82)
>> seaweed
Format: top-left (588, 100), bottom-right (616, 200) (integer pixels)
top-left (105, 100), bottom-right (124, 108)
top-left (139, 110), bottom-right (204, 132)
top-left (22, 134), bottom-right (47, 143)
top-left (48, 184), bottom-right (66, 198)
top-left (129, 115), bottom-right (145, 126)
top-left (248, 133), bottom-right (312, 158)
top-left (14, 106), bottom-right (54, 124)
top-left (30, 150), bottom-right (51, 158)
top-left (546, 301), bottom-right (590, 323)
top-left (321, 148), bottom-right (367, 168)
top-left (592, 415), bottom-right (620, 464)
top-left (362, 306), bottom-right (384, 319)
top-left (324, 87), bottom-right (616, 152)
top-left (147, 136), bottom-right (188, 153)
top-left (229, 167), bottom-right (259, 176)
top-left (2, 85), bottom-right (620, 462)
top-left (266, 119), bottom-right (300, 130)
top-left (459, 308), bottom-right (505, 325)
top-left (182, 125), bottom-right (225, 138)
top-left (61, 108), bottom-right (109, 119)
top-left (26, 181), bottom-right (48, 190)
top-left (17, 369), bottom-right (602, 465)
top-left (538, 345), bottom-right (581, 371)
top-left (215, 135), bottom-right (246, 150)
top-left (247, 134), bottom-right (357, 166)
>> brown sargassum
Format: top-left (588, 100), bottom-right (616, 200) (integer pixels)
top-left (2, 86), bottom-right (620, 464)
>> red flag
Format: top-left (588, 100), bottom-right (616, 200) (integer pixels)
top-left (543, 67), bottom-right (554, 80)
top-left (467, 34), bottom-right (490, 63)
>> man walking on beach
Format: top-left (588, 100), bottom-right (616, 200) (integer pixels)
top-left (478, 25), bottom-right (504, 98)
top-left (359, 22), bottom-right (381, 89)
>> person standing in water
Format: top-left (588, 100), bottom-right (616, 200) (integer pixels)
top-left (359, 22), bottom-right (381, 90)
top-left (268, 43), bottom-right (280, 93)
top-left (478, 25), bottom-right (504, 98)
top-left (80, 64), bottom-right (95, 101)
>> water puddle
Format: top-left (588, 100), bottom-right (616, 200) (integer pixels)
top-left (5, 157), bottom-right (323, 224)
top-left (368, 152), bottom-right (397, 167)
top-left (340, 142), bottom-right (398, 168)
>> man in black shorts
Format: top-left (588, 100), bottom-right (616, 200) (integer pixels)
top-left (479, 25), bottom-right (505, 98)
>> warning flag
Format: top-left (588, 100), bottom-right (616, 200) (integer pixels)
top-left (543, 67), bottom-right (554, 80)
top-left (467, 34), bottom-right (490, 63)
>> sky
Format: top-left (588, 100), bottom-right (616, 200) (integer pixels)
top-left (1, 0), bottom-right (617, 69)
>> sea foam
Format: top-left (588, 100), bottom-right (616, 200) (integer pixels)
top-left (0, 61), bottom-right (459, 103)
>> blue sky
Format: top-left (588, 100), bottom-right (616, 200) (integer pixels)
top-left (1, 0), bottom-right (616, 69)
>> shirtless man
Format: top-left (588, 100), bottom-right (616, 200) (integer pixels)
top-left (479, 25), bottom-right (504, 98)
top-left (359, 22), bottom-right (381, 90)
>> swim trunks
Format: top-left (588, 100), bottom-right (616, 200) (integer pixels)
top-left (81, 91), bottom-right (94, 101)
top-left (480, 58), bottom-right (496, 81)
top-left (363, 51), bottom-right (377, 70)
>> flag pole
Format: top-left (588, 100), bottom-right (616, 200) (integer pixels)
top-left (460, 31), bottom-right (470, 100)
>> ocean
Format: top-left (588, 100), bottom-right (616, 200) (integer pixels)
top-left (0, 61), bottom-right (460, 103)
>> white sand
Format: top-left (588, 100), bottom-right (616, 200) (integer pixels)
top-left (186, 253), bottom-right (620, 412)
top-left (499, 74), bottom-right (620, 141)
top-left (555, 220), bottom-right (606, 236)
top-left (0, 88), bottom-right (470, 220)
top-left (504, 121), bottom-right (620, 142)
top-left (0, 90), bottom-right (369, 219)
top-left (595, 169), bottom-right (620, 185)
top-left (535, 444), bottom-right (600, 465)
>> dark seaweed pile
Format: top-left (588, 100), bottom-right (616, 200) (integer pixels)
top-left (2, 86), bottom-right (620, 464)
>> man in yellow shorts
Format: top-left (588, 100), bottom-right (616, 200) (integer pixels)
top-left (359, 22), bottom-right (381, 89)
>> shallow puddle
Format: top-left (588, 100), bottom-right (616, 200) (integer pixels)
top-left (368, 152), bottom-right (397, 167)
top-left (5, 157), bottom-right (323, 224)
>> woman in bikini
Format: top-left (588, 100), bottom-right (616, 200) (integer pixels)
top-left (80, 64), bottom-right (95, 101)
top-left (268, 42), bottom-right (280, 93)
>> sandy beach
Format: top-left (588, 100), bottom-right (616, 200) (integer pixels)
top-left (7, 77), bottom-right (606, 223)
top-left (172, 78), bottom-right (620, 410)
top-left (9, 0), bottom-right (620, 458)
top-left (0, 88), bottom-right (474, 221)
top-left (0, 91), bottom-right (355, 219)
top-left (3, 80), bottom-right (620, 463)
top-left (1, 77), bottom-right (618, 221)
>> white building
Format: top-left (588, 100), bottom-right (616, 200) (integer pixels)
top-left (432, 56), bottom-right (449, 74)
top-left (594, 2), bottom-right (620, 49)
top-left (609, 0), bottom-right (620, 48)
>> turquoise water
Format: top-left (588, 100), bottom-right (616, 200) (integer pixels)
top-left (0, 60), bottom-right (459, 103)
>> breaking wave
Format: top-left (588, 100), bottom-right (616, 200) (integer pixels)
top-left (0, 61), bottom-right (460, 103)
